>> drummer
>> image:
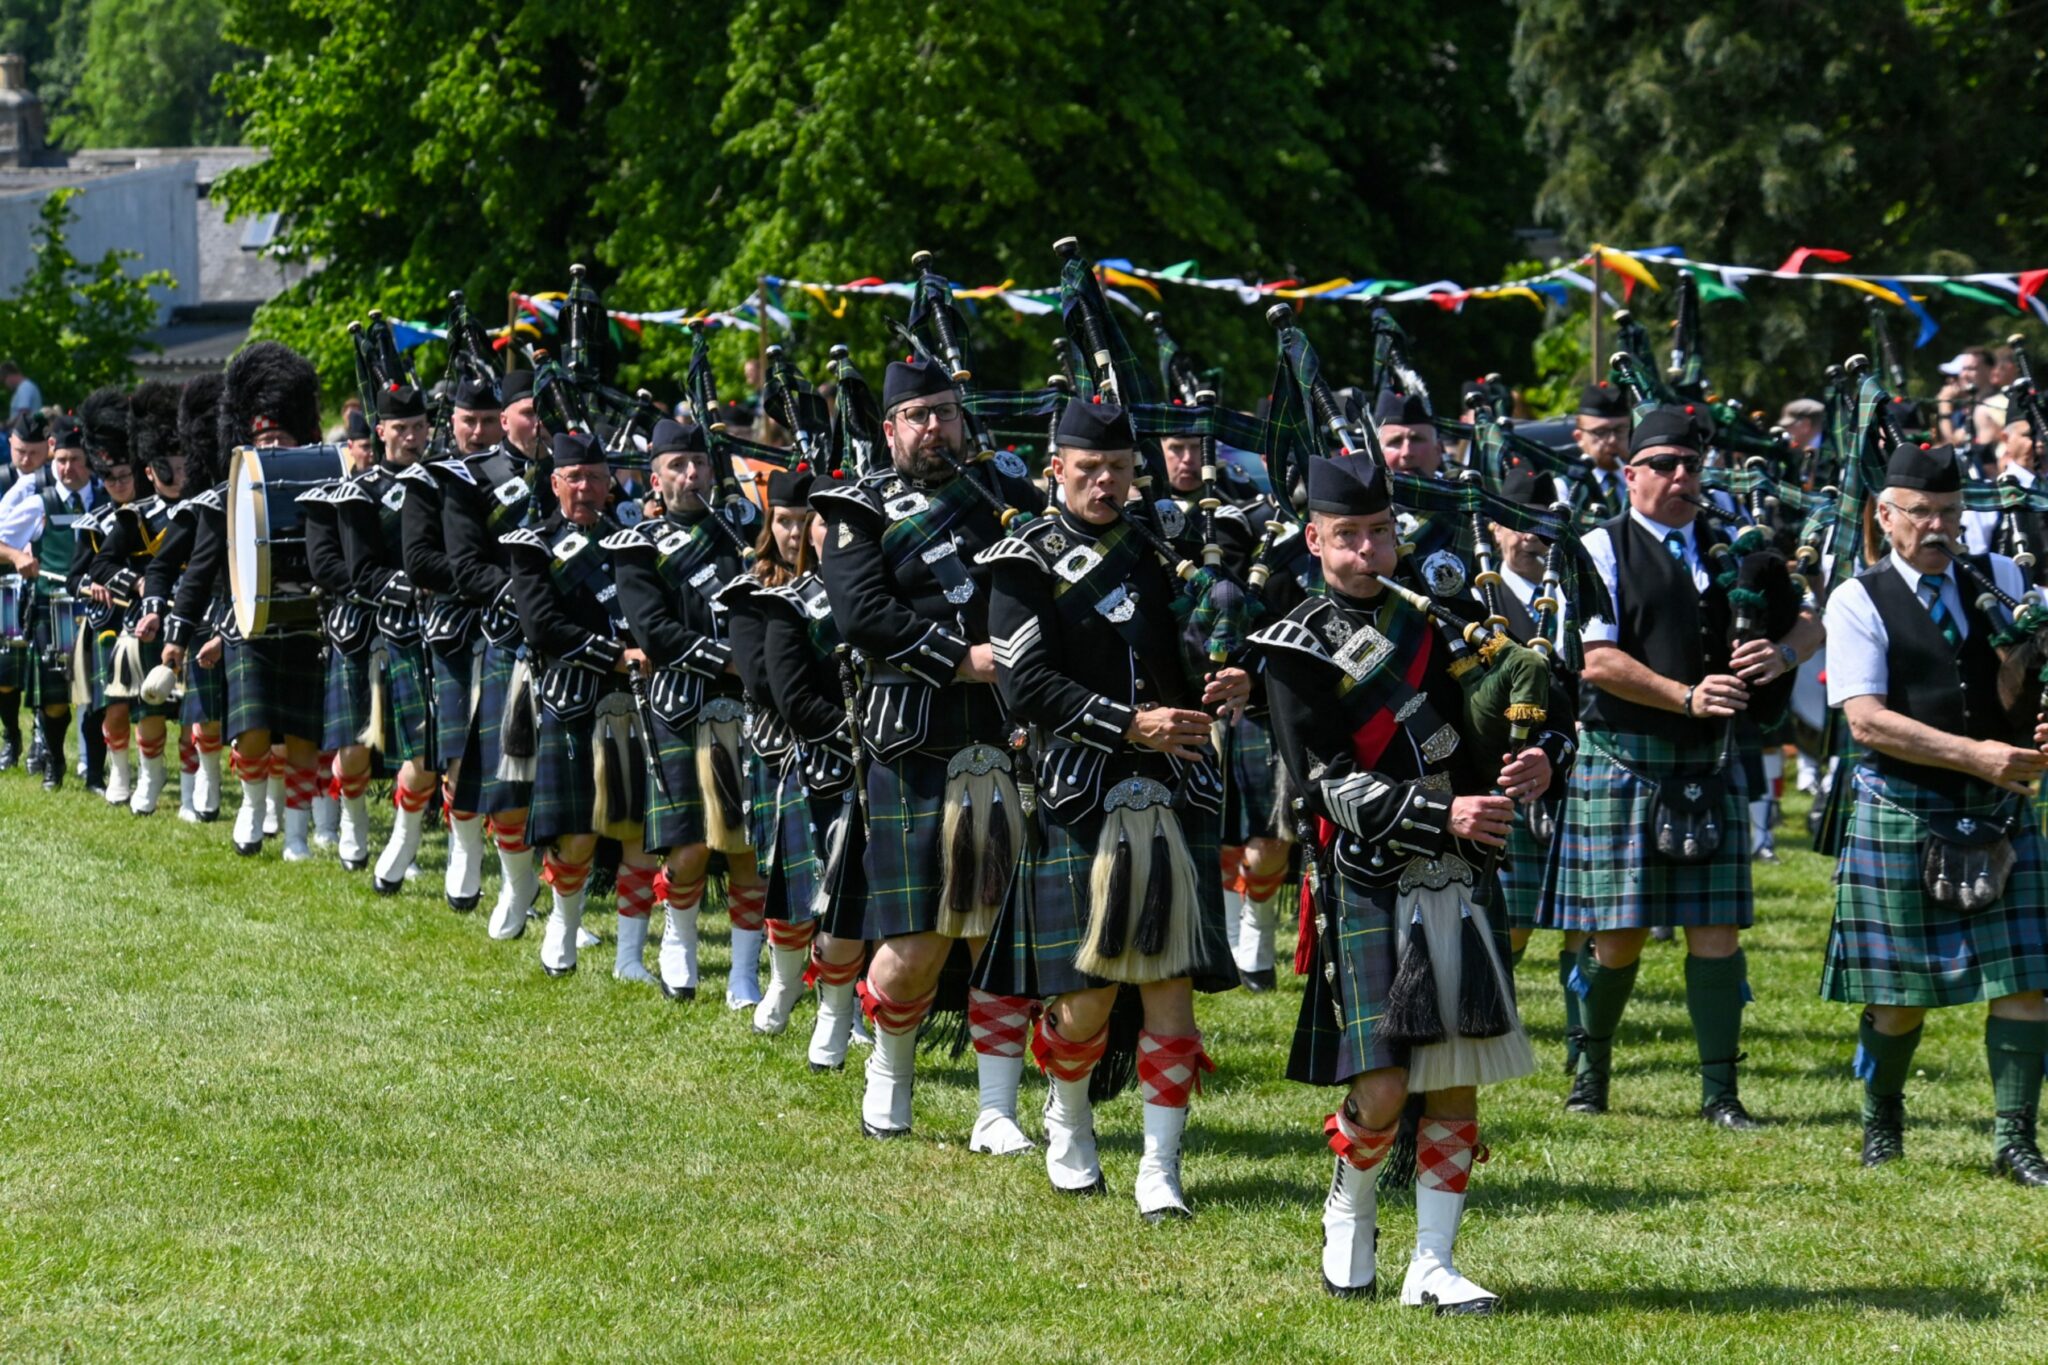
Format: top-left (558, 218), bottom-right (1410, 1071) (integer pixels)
top-left (217, 341), bottom-right (328, 860)
top-left (0, 418), bottom-right (101, 791)
top-left (0, 408), bottom-right (51, 769)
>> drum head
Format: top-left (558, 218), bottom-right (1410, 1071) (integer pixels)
top-left (228, 447), bottom-right (269, 638)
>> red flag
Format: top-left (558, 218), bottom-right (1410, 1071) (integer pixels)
top-left (2018, 269), bottom-right (2048, 307)
top-left (1777, 247), bottom-right (1853, 274)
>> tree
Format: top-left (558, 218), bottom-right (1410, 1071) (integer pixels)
top-left (1511, 1), bottom-right (2048, 401)
top-left (54, 0), bottom-right (244, 148)
top-left (216, 0), bottom-right (1543, 404)
top-left (0, 187), bottom-right (174, 406)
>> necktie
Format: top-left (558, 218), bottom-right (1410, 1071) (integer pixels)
top-left (1919, 573), bottom-right (1962, 649)
top-left (65, 491), bottom-right (80, 512)
top-left (1664, 531), bottom-right (1688, 564)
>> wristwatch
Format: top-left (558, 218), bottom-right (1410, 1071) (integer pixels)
top-left (1777, 643), bottom-right (1797, 670)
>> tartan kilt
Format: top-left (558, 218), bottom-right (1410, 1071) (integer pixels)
top-left (452, 644), bottom-right (525, 815)
top-left (528, 706), bottom-right (600, 848)
top-left (760, 758), bottom-right (822, 925)
top-left (1538, 729), bottom-right (1754, 933)
top-left (857, 747), bottom-right (951, 940)
top-left (321, 643), bottom-right (374, 752)
top-left (1220, 710), bottom-right (1285, 845)
top-left (1497, 800), bottom-right (1560, 931)
top-left (179, 651), bottom-right (225, 726)
top-left (383, 639), bottom-right (436, 767)
top-left (428, 639), bottom-right (477, 778)
top-left (973, 798), bottom-right (1233, 1000)
top-left (814, 789), bottom-right (869, 939)
top-left (1821, 764), bottom-right (2048, 1007)
top-left (643, 711), bottom-right (706, 853)
top-left (225, 635), bottom-right (323, 743)
top-left (1287, 866), bottom-right (1409, 1086)
top-left (0, 643), bottom-right (25, 691)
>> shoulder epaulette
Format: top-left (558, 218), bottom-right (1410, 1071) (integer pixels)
top-left (429, 458), bottom-right (477, 486)
top-left (498, 527), bottom-right (548, 553)
top-left (973, 535), bottom-right (1049, 571)
top-left (1248, 613), bottom-right (1332, 663)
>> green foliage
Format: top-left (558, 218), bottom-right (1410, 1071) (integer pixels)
top-left (0, 188), bottom-right (173, 406)
top-left (53, 0), bottom-right (243, 148)
top-left (217, 0), bottom-right (1541, 404)
top-left (1512, 0), bottom-right (2048, 401)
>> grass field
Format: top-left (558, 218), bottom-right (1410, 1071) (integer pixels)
top-left (2, 767), bottom-right (2045, 1362)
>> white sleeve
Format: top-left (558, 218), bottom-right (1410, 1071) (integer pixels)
top-left (1964, 509), bottom-right (1997, 556)
top-left (0, 482), bottom-right (43, 550)
top-left (1823, 578), bottom-right (1888, 705)
top-left (1993, 553), bottom-right (2028, 603)
top-left (1579, 526), bottom-right (1620, 645)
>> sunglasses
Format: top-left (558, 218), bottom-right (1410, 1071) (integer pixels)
top-left (1630, 454), bottom-right (1702, 475)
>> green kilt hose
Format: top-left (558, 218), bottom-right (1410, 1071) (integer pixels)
top-left (1220, 710), bottom-right (1285, 844)
top-left (974, 799), bottom-right (1233, 1000)
top-left (224, 635), bottom-right (324, 742)
top-left (320, 643), bottom-right (373, 752)
top-left (428, 638), bottom-right (477, 775)
top-left (450, 644), bottom-right (524, 815)
top-left (382, 639), bottom-right (436, 767)
top-left (1539, 729), bottom-right (1754, 933)
top-left (760, 758), bottom-right (822, 926)
top-left (1287, 865), bottom-right (1409, 1085)
top-left (1822, 764), bottom-right (2048, 1007)
top-left (642, 710), bottom-right (705, 854)
top-left (179, 653), bottom-right (226, 726)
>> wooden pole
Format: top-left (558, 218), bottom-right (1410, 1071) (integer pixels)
top-left (1589, 257), bottom-right (1603, 384)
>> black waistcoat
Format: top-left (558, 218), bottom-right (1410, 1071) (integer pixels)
top-left (1864, 557), bottom-right (2007, 799)
top-left (1581, 512), bottom-right (1731, 743)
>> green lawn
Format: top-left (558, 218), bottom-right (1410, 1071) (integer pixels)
top-left (2, 770), bottom-right (2044, 1362)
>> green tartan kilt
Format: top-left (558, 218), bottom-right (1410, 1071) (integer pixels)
top-left (1287, 864), bottom-right (1409, 1085)
top-left (528, 706), bottom-right (599, 848)
top-left (428, 638), bottom-right (476, 778)
top-left (1497, 800), bottom-right (1559, 931)
top-left (89, 627), bottom-right (172, 718)
top-left (1821, 764), bottom-right (2048, 1007)
top-left (0, 642), bottom-right (25, 691)
top-left (643, 711), bottom-right (706, 854)
top-left (383, 639), bottom-right (435, 767)
top-left (857, 746), bottom-right (957, 941)
top-left (760, 758), bottom-right (822, 926)
top-left (973, 798), bottom-right (1233, 1000)
top-left (225, 635), bottom-right (323, 743)
top-left (1538, 729), bottom-right (1754, 933)
top-left (451, 644), bottom-right (525, 815)
top-left (1220, 709), bottom-right (1285, 845)
top-left (179, 651), bottom-right (225, 727)
top-left (321, 643), bottom-right (372, 751)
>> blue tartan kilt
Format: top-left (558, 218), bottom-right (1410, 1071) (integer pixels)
top-left (383, 639), bottom-right (436, 767)
top-left (1497, 800), bottom-right (1560, 931)
top-left (528, 706), bottom-right (599, 849)
top-left (856, 747), bottom-right (951, 941)
top-left (1288, 865), bottom-right (1408, 1086)
top-left (761, 759), bottom-right (823, 925)
top-left (1538, 729), bottom-right (1755, 933)
top-left (225, 634), bottom-right (323, 743)
top-left (973, 798), bottom-right (1233, 1000)
top-left (321, 643), bottom-right (373, 752)
top-left (179, 651), bottom-right (226, 726)
top-left (1822, 764), bottom-right (2048, 1007)
top-left (1220, 710), bottom-right (1286, 845)
top-left (452, 644), bottom-right (525, 815)
top-left (428, 638), bottom-right (477, 779)
top-left (643, 711), bottom-right (706, 854)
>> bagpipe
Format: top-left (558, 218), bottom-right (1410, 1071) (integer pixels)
top-left (347, 310), bottom-right (423, 461)
top-left (825, 343), bottom-right (884, 480)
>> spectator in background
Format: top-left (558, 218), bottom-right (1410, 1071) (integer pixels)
top-left (1991, 344), bottom-right (2020, 390)
top-left (1778, 397), bottom-right (1825, 451)
top-left (1, 361), bottom-right (41, 421)
top-left (1937, 347), bottom-right (1996, 445)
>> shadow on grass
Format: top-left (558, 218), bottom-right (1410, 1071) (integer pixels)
top-left (1507, 1279), bottom-right (2008, 1320)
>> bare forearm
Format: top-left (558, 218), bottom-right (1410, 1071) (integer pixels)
top-left (1848, 700), bottom-right (1995, 776)
top-left (1581, 644), bottom-right (1686, 712)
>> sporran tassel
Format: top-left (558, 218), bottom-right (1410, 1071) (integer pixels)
top-left (1455, 904), bottom-right (1512, 1039)
top-left (497, 657), bottom-right (537, 782)
top-left (1378, 908), bottom-right (1447, 1046)
top-left (1135, 827), bottom-right (1172, 955)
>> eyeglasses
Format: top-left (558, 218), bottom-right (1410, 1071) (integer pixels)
top-left (893, 403), bottom-right (961, 427)
top-left (1883, 500), bottom-right (1963, 524)
top-left (1630, 454), bottom-right (1702, 475)
top-left (1577, 423), bottom-right (1628, 442)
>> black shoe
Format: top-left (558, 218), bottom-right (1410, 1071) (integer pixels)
top-left (661, 982), bottom-right (696, 1003)
top-left (542, 962), bottom-right (576, 979)
top-left (372, 877), bottom-right (403, 897)
top-left (1423, 1292), bottom-right (1499, 1317)
top-left (809, 1059), bottom-right (843, 1073)
top-left (0, 735), bottom-right (18, 771)
top-left (861, 1120), bottom-right (910, 1140)
top-left (340, 856), bottom-right (367, 873)
top-left (447, 893), bottom-right (479, 913)
top-left (1239, 966), bottom-right (1277, 993)
top-left (1323, 1276), bottom-right (1376, 1300)
top-left (1862, 1095), bottom-right (1906, 1167)
top-left (1993, 1114), bottom-right (2048, 1186)
top-left (41, 756), bottom-right (63, 792)
top-left (1565, 1060), bottom-right (1610, 1115)
top-left (1700, 1095), bottom-right (1763, 1130)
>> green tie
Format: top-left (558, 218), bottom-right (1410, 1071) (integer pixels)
top-left (1919, 573), bottom-right (1962, 649)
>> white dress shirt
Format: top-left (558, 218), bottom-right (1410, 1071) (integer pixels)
top-left (1823, 549), bottom-right (2027, 705)
top-left (1579, 508), bottom-right (1712, 645)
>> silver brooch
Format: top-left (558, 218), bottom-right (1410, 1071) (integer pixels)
top-left (1154, 500), bottom-right (1186, 539)
top-left (994, 450), bottom-right (1028, 479)
top-left (1420, 548), bottom-right (1468, 598)
top-left (1104, 777), bottom-right (1173, 813)
top-left (946, 743), bottom-right (1014, 778)
top-left (1420, 723), bottom-right (1460, 763)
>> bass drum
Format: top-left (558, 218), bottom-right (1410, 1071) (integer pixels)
top-left (228, 443), bottom-right (345, 638)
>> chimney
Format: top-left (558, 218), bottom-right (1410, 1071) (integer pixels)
top-left (0, 53), bottom-right (48, 169)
